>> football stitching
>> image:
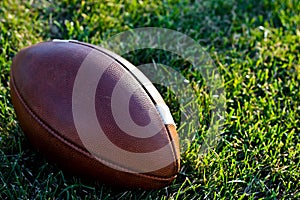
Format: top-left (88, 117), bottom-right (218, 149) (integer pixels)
top-left (70, 41), bottom-right (179, 169)
top-left (11, 70), bottom-right (177, 182)
top-left (164, 124), bottom-right (180, 173)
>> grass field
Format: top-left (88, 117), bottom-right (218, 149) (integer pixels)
top-left (1, 0), bottom-right (300, 199)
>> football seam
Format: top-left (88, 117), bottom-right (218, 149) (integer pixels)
top-left (10, 72), bottom-right (177, 182)
top-left (69, 41), bottom-right (179, 169)
top-left (164, 124), bottom-right (180, 173)
top-left (69, 41), bottom-right (159, 103)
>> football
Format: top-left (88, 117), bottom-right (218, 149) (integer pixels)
top-left (10, 40), bottom-right (180, 189)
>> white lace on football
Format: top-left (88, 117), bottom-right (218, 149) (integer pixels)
top-left (155, 104), bottom-right (176, 126)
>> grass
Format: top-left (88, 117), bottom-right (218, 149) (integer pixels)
top-left (0, 0), bottom-right (299, 199)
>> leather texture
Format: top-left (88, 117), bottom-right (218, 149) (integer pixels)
top-left (10, 41), bottom-right (180, 189)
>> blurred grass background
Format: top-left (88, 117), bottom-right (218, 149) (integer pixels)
top-left (0, 0), bottom-right (299, 199)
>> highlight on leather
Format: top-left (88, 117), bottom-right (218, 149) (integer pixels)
top-left (72, 49), bottom-right (179, 173)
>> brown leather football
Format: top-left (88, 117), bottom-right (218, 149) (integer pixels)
top-left (10, 40), bottom-right (180, 189)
